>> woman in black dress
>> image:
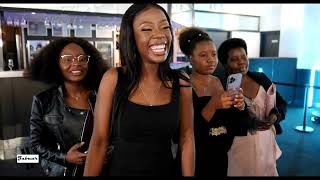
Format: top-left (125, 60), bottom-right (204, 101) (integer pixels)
top-left (84, 3), bottom-right (195, 176)
top-left (178, 27), bottom-right (249, 176)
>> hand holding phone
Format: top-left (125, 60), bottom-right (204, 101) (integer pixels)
top-left (227, 73), bottom-right (242, 97)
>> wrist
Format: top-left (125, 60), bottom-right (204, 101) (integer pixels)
top-left (239, 102), bottom-right (246, 111)
top-left (270, 108), bottom-right (280, 123)
top-left (211, 96), bottom-right (221, 110)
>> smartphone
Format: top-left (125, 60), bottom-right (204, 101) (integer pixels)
top-left (227, 73), bottom-right (242, 96)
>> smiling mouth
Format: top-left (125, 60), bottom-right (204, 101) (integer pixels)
top-left (150, 43), bottom-right (166, 54)
top-left (71, 70), bottom-right (82, 75)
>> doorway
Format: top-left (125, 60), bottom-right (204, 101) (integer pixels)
top-left (260, 31), bottom-right (280, 57)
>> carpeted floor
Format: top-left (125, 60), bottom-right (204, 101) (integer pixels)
top-left (276, 105), bottom-right (320, 176)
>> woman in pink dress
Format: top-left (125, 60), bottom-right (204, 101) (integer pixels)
top-left (217, 38), bottom-right (287, 176)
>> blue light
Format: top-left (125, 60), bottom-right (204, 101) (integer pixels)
top-left (258, 68), bottom-right (263, 72)
top-left (308, 66), bottom-right (319, 107)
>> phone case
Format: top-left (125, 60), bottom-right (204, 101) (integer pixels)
top-left (227, 73), bottom-right (242, 96)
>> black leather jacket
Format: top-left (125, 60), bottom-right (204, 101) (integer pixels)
top-left (30, 85), bottom-right (96, 176)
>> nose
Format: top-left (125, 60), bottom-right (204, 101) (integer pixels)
top-left (153, 28), bottom-right (166, 39)
top-left (71, 58), bottom-right (81, 65)
top-left (207, 56), bottom-right (215, 64)
top-left (238, 57), bottom-right (247, 65)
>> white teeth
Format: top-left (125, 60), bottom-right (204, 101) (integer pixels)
top-left (71, 70), bottom-right (81, 74)
top-left (153, 49), bottom-right (165, 52)
top-left (150, 44), bottom-right (165, 50)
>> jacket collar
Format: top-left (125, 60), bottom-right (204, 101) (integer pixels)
top-left (57, 85), bottom-right (97, 111)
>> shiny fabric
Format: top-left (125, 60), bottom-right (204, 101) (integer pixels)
top-left (30, 85), bottom-right (96, 176)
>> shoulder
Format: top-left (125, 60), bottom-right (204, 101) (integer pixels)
top-left (174, 70), bottom-right (191, 87)
top-left (99, 67), bottom-right (124, 93)
top-left (32, 86), bottom-right (59, 110)
top-left (101, 67), bottom-right (119, 83)
top-left (211, 75), bottom-right (224, 90)
top-left (248, 71), bottom-right (273, 91)
top-left (211, 75), bottom-right (222, 85)
top-left (248, 71), bottom-right (271, 81)
top-left (34, 86), bottom-right (58, 101)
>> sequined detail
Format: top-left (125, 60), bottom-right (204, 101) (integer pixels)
top-left (209, 126), bottom-right (227, 136)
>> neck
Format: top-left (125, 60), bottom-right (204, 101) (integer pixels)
top-left (64, 81), bottom-right (88, 96)
top-left (191, 71), bottom-right (210, 83)
top-left (140, 62), bottom-right (160, 82)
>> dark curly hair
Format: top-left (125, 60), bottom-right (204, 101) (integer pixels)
top-left (217, 38), bottom-right (247, 66)
top-left (29, 37), bottom-right (108, 90)
top-left (178, 27), bottom-right (212, 58)
top-left (119, 3), bottom-right (190, 96)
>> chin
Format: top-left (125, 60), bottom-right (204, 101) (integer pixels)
top-left (150, 56), bottom-right (167, 64)
top-left (68, 76), bottom-right (86, 83)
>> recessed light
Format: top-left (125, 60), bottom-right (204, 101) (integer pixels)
top-left (31, 12), bottom-right (36, 15)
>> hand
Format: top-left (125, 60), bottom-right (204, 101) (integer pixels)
top-left (66, 142), bottom-right (87, 165)
top-left (256, 114), bottom-right (277, 131)
top-left (215, 91), bottom-right (235, 110)
top-left (256, 121), bottom-right (272, 131)
top-left (233, 88), bottom-right (245, 111)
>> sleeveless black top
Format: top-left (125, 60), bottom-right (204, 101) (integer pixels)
top-left (106, 68), bottom-right (180, 176)
top-left (192, 90), bottom-right (234, 176)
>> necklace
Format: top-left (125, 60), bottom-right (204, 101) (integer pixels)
top-left (191, 76), bottom-right (210, 95)
top-left (67, 90), bottom-right (87, 101)
top-left (70, 94), bottom-right (81, 101)
top-left (139, 81), bottom-right (162, 106)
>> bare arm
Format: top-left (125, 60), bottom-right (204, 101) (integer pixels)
top-left (201, 77), bottom-right (234, 122)
top-left (83, 68), bottom-right (118, 176)
top-left (179, 74), bottom-right (195, 176)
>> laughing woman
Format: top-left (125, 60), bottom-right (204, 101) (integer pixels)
top-left (84, 3), bottom-right (195, 176)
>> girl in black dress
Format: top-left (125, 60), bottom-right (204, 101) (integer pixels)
top-left (178, 27), bottom-right (249, 176)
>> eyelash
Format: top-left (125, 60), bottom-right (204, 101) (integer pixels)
top-left (141, 26), bottom-right (170, 32)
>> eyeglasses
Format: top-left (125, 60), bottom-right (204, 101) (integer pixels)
top-left (60, 55), bottom-right (90, 65)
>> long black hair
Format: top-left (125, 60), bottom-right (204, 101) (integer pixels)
top-left (119, 3), bottom-right (190, 97)
top-left (29, 37), bottom-right (108, 90)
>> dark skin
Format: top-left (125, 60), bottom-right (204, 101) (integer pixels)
top-left (83, 6), bottom-right (195, 176)
top-left (225, 47), bottom-right (277, 131)
top-left (58, 43), bottom-right (91, 165)
top-left (189, 40), bottom-right (245, 122)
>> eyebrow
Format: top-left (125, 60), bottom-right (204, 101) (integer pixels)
top-left (138, 19), bottom-right (169, 27)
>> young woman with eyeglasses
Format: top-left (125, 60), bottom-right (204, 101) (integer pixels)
top-left (29, 37), bottom-right (108, 176)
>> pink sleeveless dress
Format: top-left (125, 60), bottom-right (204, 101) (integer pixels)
top-left (227, 86), bottom-right (282, 176)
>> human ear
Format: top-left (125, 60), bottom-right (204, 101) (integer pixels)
top-left (189, 56), bottom-right (193, 65)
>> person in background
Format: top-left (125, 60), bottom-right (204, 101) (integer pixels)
top-left (178, 27), bottom-right (251, 176)
top-left (29, 37), bottom-right (108, 176)
top-left (83, 3), bottom-right (195, 176)
top-left (218, 38), bottom-right (287, 176)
